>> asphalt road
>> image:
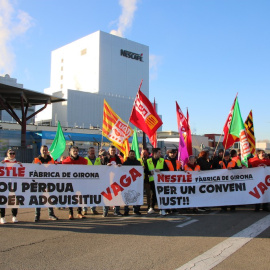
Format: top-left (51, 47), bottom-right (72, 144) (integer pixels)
top-left (1, 205), bottom-right (270, 270)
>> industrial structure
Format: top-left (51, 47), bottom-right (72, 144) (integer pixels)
top-left (35, 31), bottom-right (150, 128)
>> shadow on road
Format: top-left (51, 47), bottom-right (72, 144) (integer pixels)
top-left (2, 206), bottom-right (269, 238)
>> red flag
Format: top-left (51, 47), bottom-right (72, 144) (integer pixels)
top-left (186, 109), bottom-right (193, 155)
top-left (223, 95), bottom-right (239, 149)
top-left (176, 101), bottom-right (188, 132)
top-left (130, 89), bottom-right (163, 138)
top-left (149, 98), bottom-right (157, 147)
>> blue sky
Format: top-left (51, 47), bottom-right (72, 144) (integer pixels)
top-left (1, 0), bottom-right (270, 141)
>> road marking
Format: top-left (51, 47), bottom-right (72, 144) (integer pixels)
top-left (176, 214), bottom-right (270, 270)
top-left (176, 219), bottom-right (198, 228)
top-left (168, 217), bottom-right (190, 223)
top-left (208, 211), bottom-right (219, 215)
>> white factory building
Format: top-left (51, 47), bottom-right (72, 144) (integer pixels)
top-left (35, 30), bottom-right (150, 129)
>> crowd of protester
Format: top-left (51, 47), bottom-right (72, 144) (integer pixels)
top-left (1, 145), bottom-right (269, 224)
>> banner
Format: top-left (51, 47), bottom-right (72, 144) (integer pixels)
top-left (0, 164), bottom-right (144, 208)
top-left (154, 167), bottom-right (270, 209)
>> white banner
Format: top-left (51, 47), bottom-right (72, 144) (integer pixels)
top-left (154, 167), bottom-right (270, 209)
top-left (0, 164), bottom-right (143, 208)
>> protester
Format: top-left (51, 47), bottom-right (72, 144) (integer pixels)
top-left (237, 149), bottom-right (241, 158)
top-left (212, 149), bottom-right (224, 169)
top-left (219, 151), bottom-right (238, 170)
top-left (83, 147), bottom-right (101, 215)
top-left (98, 149), bottom-right (108, 164)
top-left (184, 155), bottom-right (200, 172)
top-left (183, 155), bottom-right (204, 213)
top-left (197, 150), bottom-right (212, 170)
top-left (230, 149), bottom-right (242, 168)
top-left (0, 149), bottom-right (20, 224)
top-left (219, 151), bottom-right (238, 212)
top-left (164, 149), bottom-right (181, 214)
top-left (145, 147), bottom-right (169, 216)
top-left (102, 145), bottom-right (123, 217)
top-left (140, 148), bottom-right (151, 211)
top-left (118, 152), bottom-right (124, 164)
top-left (165, 149), bottom-right (181, 171)
top-left (62, 146), bottom-right (88, 219)
top-left (123, 150), bottom-right (142, 216)
top-left (248, 149), bottom-right (270, 212)
top-left (33, 145), bottom-right (59, 222)
top-left (248, 149), bottom-right (270, 168)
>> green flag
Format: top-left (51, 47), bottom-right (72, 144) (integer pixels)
top-left (49, 121), bottom-right (66, 160)
top-left (229, 97), bottom-right (251, 167)
top-left (131, 128), bottom-right (140, 160)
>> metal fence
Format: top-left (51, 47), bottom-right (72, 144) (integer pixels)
top-left (10, 146), bottom-right (38, 163)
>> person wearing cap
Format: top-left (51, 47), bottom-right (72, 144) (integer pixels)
top-left (219, 151), bottom-right (238, 170)
top-left (165, 149), bottom-right (181, 171)
top-left (83, 147), bottom-right (101, 215)
top-left (212, 149), bottom-right (224, 169)
top-left (0, 149), bottom-right (20, 224)
top-left (219, 151), bottom-right (238, 212)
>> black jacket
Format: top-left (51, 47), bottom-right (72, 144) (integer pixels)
top-left (197, 157), bottom-right (212, 171)
top-left (102, 154), bottom-right (122, 165)
top-left (123, 158), bottom-right (141, 166)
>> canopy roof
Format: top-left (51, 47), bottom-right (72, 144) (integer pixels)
top-left (0, 83), bottom-right (65, 109)
top-left (0, 82), bottom-right (66, 147)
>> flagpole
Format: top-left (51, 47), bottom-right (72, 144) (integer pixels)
top-left (213, 132), bottom-right (224, 157)
top-left (128, 79), bottom-right (143, 124)
top-left (128, 79), bottom-right (144, 148)
top-left (101, 134), bottom-right (104, 149)
top-left (101, 99), bottom-right (105, 149)
top-left (143, 132), bottom-right (147, 149)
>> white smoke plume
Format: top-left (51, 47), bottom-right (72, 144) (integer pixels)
top-left (110, 0), bottom-right (138, 37)
top-left (0, 0), bottom-right (34, 75)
